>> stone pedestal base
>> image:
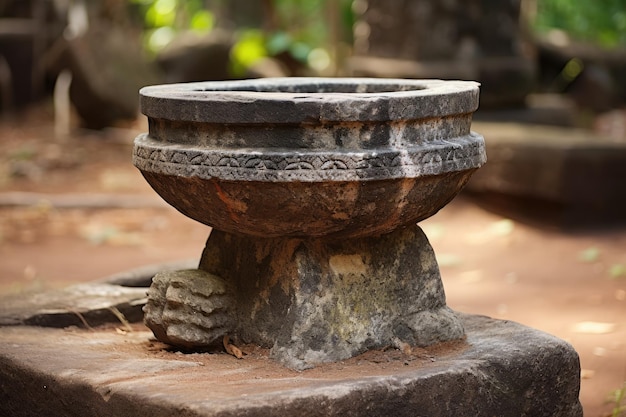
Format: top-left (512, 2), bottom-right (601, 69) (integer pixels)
top-left (0, 314), bottom-right (582, 416)
top-left (194, 224), bottom-right (464, 369)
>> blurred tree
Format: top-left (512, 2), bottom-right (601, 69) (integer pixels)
top-left (128, 0), bottom-right (355, 76)
top-left (534, 0), bottom-right (626, 48)
top-left (128, 0), bottom-right (215, 53)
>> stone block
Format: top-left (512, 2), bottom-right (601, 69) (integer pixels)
top-left (467, 122), bottom-right (626, 226)
top-left (0, 314), bottom-right (582, 417)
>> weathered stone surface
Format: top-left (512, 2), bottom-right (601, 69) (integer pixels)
top-left (0, 283), bottom-right (147, 328)
top-left (466, 122), bottom-right (626, 225)
top-left (197, 224), bottom-right (464, 369)
top-left (139, 169), bottom-right (477, 239)
top-left (0, 314), bottom-right (582, 416)
top-left (134, 78), bottom-right (486, 238)
top-left (0, 261), bottom-right (203, 329)
top-left (143, 269), bottom-right (235, 348)
top-left (101, 259), bottom-right (198, 288)
top-left (138, 78), bottom-right (481, 124)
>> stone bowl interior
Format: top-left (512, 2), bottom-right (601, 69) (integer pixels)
top-left (193, 80), bottom-right (426, 94)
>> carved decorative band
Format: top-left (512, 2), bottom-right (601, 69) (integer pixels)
top-left (132, 133), bottom-right (486, 182)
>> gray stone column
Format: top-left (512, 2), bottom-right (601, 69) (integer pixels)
top-left (198, 224), bottom-right (463, 369)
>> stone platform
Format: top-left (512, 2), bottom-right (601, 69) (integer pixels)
top-left (0, 313), bottom-right (582, 417)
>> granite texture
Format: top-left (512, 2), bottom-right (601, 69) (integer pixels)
top-left (0, 314), bottom-right (582, 417)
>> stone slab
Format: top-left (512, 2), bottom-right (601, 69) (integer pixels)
top-left (0, 314), bottom-right (582, 417)
top-left (474, 94), bottom-right (578, 127)
top-left (0, 260), bottom-right (198, 328)
top-left (0, 283), bottom-right (147, 328)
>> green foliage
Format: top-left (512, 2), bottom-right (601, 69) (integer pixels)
top-left (534, 0), bottom-right (626, 48)
top-left (190, 10), bottom-right (214, 32)
top-left (578, 247), bottom-right (600, 263)
top-left (128, 0), bottom-right (355, 73)
top-left (607, 381), bottom-right (626, 417)
top-left (274, 0), bottom-right (328, 48)
top-left (230, 30), bottom-right (268, 77)
top-left (609, 264), bottom-right (626, 279)
top-left (129, 0), bottom-right (214, 53)
top-left (231, 0), bottom-right (352, 75)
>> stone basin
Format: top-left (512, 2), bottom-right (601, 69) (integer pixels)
top-left (133, 78), bottom-right (485, 239)
top-left (133, 78), bottom-right (487, 369)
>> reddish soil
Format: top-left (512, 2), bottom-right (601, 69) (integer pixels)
top-left (0, 105), bottom-right (624, 416)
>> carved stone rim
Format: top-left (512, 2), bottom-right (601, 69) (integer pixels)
top-left (133, 132), bottom-right (486, 182)
top-left (140, 78), bottom-right (480, 124)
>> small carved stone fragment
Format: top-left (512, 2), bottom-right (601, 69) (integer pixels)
top-left (143, 269), bottom-right (234, 349)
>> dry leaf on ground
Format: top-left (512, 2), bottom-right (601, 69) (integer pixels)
top-left (223, 335), bottom-right (244, 359)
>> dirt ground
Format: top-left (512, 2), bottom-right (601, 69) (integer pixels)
top-left (0, 104), bottom-right (624, 416)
